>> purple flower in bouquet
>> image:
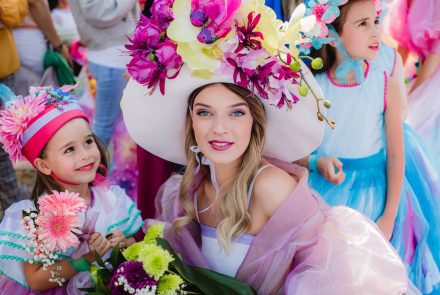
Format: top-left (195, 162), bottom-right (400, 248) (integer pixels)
top-left (125, 15), bottom-right (162, 54)
top-left (150, 0), bottom-right (174, 30)
top-left (110, 261), bottom-right (157, 294)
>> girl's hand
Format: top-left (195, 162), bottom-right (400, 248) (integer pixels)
top-left (106, 231), bottom-right (129, 248)
top-left (317, 157), bottom-right (345, 185)
top-left (84, 232), bottom-right (111, 262)
top-left (376, 214), bottom-right (396, 240)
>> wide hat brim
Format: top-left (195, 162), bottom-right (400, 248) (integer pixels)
top-left (121, 61), bottom-right (325, 165)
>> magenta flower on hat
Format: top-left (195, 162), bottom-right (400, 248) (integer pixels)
top-left (150, 0), bottom-right (174, 29)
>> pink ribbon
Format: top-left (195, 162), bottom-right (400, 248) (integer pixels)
top-left (92, 164), bottom-right (110, 189)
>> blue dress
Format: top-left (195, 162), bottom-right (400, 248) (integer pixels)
top-left (309, 50), bottom-right (440, 294)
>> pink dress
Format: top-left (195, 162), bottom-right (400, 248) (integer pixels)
top-left (387, 0), bottom-right (440, 161)
top-left (145, 160), bottom-right (417, 294)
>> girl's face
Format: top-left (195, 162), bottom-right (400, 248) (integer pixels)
top-left (192, 84), bottom-right (254, 166)
top-left (339, 0), bottom-right (382, 60)
top-left (36, 118), bottom-right (101, 185)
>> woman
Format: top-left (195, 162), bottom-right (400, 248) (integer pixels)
top-left (121, 0), bottom-right (415, 293)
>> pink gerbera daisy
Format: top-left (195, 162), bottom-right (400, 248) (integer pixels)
top-left (36, 208), bottom-right (83, 252)
top-left (38, 190), bottom-right (87, 214)
top-left (35, 191), bottom-right (87, 252)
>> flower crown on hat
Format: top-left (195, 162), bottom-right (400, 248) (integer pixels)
top-left (125, 0), bottom-right (334, 127)
top-left (299, 0), bottom-right (385, 54)
top-left (0, 85), bottom-right (83, 163)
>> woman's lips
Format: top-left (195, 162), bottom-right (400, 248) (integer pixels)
top-left (77, 163), bottom-right (94, 172)
top-left (209, 140), bottom-right (234, 151)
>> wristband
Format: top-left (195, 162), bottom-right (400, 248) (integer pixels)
top-left (308, 154), bottom-right (320, 172)
top-left (67, 257), bottom-right (90, 272)
top-left (53, 42), bottom-right (67, 53)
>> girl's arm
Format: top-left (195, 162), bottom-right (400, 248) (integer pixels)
top-left (378, 76), bottom-right (404, 240)
top-left (23, 232), bottom-right (110, 292)
top-left (410, 52), bottom-right (440, 94)
top-left (390, 52), bottom-right (408, 121)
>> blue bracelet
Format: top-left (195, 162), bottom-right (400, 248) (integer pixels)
top-left (308, 154), bottom-right (320, 172)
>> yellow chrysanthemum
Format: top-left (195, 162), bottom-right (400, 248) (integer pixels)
top-left (123, 241), bottom-right (145, 261)
top-left (144, 223), bottom-right (165, 244)
top-left (157, 274), bottom-right (184, 295)
top-left (138, 244), bottom-right (174, 280)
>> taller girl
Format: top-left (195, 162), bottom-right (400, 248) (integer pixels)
top-left (303, 0), bottom-right (440, 293)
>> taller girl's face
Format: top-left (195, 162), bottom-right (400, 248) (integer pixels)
top-left (339, 0), bottom-right (382, 60)
top-left (191, 84), bottom-right (254, 166)
top-left (37, 118), bottom-right (101, 185)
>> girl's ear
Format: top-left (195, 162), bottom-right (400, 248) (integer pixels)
top-left (34, 158), bottom-right (52, 176)
top-left (329, 41), bottom-right (337, 48)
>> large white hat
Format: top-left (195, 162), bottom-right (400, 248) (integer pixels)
top-left (121, 0), bottom-right (330, 165)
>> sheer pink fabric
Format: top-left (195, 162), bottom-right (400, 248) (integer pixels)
top-left (146, 160), bottom-right (411, 294)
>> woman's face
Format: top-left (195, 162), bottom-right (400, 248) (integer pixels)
top-left (339, 0), bottom-right (382, 61)
top-left (191, 84), bottom-right (254, 166)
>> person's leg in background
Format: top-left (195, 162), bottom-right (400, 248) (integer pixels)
top-left (88, 61), bottom-right (127, 146)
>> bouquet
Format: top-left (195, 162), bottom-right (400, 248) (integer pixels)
top-left (80, 224), bottom-right (256, 295)
top-left (22, 190), bottom-right (88, 285)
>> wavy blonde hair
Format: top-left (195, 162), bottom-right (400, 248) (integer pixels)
top-left (172, 83), bottom-right (266, 249)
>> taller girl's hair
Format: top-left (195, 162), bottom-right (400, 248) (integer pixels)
top-left (312, 0), bottom-right (369, 74)
top-left (30, 133), bottom-right (109, 202)
top-left (173, 83), bottom-right (266, 250)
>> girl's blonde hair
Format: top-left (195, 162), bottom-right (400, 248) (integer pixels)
top-left (173, 83), bottom-right (266, 249)
top-left (312, 0), bottom-right (371, 73)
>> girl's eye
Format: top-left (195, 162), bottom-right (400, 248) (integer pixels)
top-left (196, 110), bottom-right (210, 117)
top-left (85, 138), bottom-right (95, 145)
top-left (374, 18), bottom-right (380, 25)
top-left (231, 110), bottom-right (245, 117)
top-left (359, 21), bottom-right (367, 27)
top-left (64, 147), bottom-right (74, 154)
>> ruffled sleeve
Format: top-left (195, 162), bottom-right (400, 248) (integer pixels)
top-left (103, 185), bottom-right (144, 238)
top-left (0, 200), bottom-right (36, 289)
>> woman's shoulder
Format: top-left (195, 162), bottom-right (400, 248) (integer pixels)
top-left (252, 165), bottom-right (298, 218)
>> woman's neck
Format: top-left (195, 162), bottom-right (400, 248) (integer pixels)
top-left (210, 160), bottom-right (241, 190)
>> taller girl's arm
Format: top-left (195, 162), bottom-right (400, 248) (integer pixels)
top-left (390, 52), bottom-right (408, 121)
top-left (377, 76), bottom-right (404, 240)
top-left (410, 52), bottom-right (440, 94)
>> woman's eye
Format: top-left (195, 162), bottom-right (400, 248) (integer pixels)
top-left (196, 110), bottom-right (210, 117)
top-left (231, 110), bottom-right (245, 117)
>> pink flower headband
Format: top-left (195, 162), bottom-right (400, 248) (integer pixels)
top-left (125, 0), bottom-right (333, 115)
top-left (0, 85), bottom-right (88, 164)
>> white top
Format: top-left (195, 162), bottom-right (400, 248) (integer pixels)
top-left (195, 165), bottom-right (272, 277)
top-left (87, 44), bottom-right (130, 69)
top-left (315, 61), bottom-right (387, 158)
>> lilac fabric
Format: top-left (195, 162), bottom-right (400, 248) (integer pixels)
top-left (145, 160), bottom-right (412, 294)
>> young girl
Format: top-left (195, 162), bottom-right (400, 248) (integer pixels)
top-left (386, 0), bottom-right (440, 161)
top-left (120, 1), bottom-right (416, 293)
top-left (0, 85), bottom-right (143, 294)
top-left (302, 0), bottom-right (440, 293)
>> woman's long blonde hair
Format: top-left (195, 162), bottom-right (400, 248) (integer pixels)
top-left (173, 83), bottom-right (266, 249)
